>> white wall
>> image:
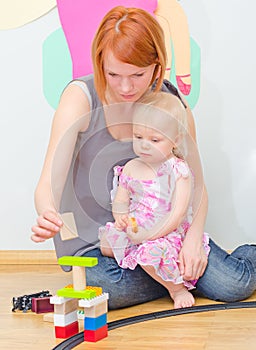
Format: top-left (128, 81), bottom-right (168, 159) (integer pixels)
top-left (1, 2), bottom-right (255, 251)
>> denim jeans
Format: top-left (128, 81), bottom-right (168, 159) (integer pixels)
top-left (83, 239), bottom-right (256, 309)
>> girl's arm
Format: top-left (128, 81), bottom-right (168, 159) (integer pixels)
top-left (127, 172), bottom-right (192, 244)
top-left (31, 84), bottom-right (91, 242)
top-left (148, 174), bottom-right (192, 240)
top-left (112, 184), bottom-right (130, 230)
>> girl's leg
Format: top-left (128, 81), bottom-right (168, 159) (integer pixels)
top-left (196, 239), bottom-right (256, 302)
top-left (83, 248), bottom-right (168, 309)
top-left (141, 265), bottom-right (194, 309)
top-left (99, 233), bottom-right (114, 258)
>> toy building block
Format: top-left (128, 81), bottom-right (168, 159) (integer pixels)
top-left (31, 296), bottom-right (54, 314)
top-left (83, 299), bottom-right (108, 318)
top-left (54, 310), bottom-right (78, 327)
top-left (54, 298), bottom-right (78, 315)
top-left (84, 325), bottom-right (108, 342)
top-left (58, 256), bottom-right (98, 291)
top-left (84, 313), bottom-right (107, 331)
top-left (55, 321), bottom-right (79, 339)
top-left (57, 285), bottom-right (96, 299)
top-left (59, 212), bottom-right (79, 241)
top-left (79, 293), bottom-right (109, 308)
top-left (129, 217), bottom-right (138, 233)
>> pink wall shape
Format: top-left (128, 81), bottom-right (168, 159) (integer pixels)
top-left (56, 0), bottom-right (157, 78)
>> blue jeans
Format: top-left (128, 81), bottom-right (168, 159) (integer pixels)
top-left (83, 239), bottom-right (256, 309)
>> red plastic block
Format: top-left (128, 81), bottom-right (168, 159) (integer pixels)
top-left (55, 321), bottom-right (79, 339)
top-left (84, 324), bottom-right (108, 342)
top-left (31, 297), bottom-right (54, 313)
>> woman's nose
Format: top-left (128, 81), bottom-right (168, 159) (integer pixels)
top-left (120, 77), bottom-right (133, 93)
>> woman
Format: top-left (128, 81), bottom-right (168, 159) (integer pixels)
top-left (31, 6), bottom-right (256, 309)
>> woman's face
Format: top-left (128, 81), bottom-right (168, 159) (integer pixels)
top-left (104, 50), bottom-right (157, 103)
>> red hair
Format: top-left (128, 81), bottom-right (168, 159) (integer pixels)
top-left (92, 6), bottom-right (167, 103)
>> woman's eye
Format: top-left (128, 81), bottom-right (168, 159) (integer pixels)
top-left (134, 73), bottom-right (144, 77)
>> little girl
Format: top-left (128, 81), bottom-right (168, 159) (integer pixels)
top-left (99, 92), bottom-right (210, 308)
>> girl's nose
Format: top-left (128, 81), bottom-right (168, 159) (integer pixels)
top-left (141, 139), bottom-right (150, 149)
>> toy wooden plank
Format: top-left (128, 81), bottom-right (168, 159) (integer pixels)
top-left (58, 256), bottom-right (98, 267)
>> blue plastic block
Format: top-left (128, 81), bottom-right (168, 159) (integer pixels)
top-left (84, 313), bottom-right (107, 331)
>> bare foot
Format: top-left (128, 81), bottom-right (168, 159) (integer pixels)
top-left (170, 287), bottom-right (195, 309)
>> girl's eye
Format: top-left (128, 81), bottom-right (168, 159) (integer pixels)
top-left (152, 139), bottom-right (159, 143)
top-left (134, 135), bottom-right (142, 139)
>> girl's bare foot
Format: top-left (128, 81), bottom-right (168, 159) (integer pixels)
top-left (170, 287), bottom-right (195, 309)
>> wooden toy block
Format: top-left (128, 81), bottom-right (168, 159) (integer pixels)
top-left (59, 212), bottom-right (79, 241)
top-left (83, 300), bottom-right (108, 318)
top-left (58, 256), bottom-right (98, 267)
top-left (72, 265), bottom-right (86, 291)
top-left (55, 321), bottom-right (79, 339)
top-left (54, 310), bottom-right (78, 327)
top-left (54, 298), bottom-right (78, 315)
top-left (31, 296), bottom-right (54, 313)
top-left (79, 293), bottom-right (109, 308)
top-left (84, 324), bottom-right (108, 342)
top-left (57, 286), bottom-right (96, 299)
top-left (84, 313), bottom-right (107, 331)
top-left (129, 217), bottom-right (138, 233)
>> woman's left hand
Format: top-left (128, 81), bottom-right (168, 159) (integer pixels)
top-left (126, 226), bottom-right (150, 245)
top-left (178, 234), bottom-right (208, 280)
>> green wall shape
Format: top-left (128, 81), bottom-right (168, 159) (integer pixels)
top-left (42, 30), bottom-right (200, 110)
top-left (42, 28), bottom-right (72, 109)
top-left (168, 37), bottom-right (201, 109)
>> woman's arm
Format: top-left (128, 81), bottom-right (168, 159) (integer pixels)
top-left (179, 102), bottom-right (208, 280)
top-left (31, 84), bottom-right (91, 242)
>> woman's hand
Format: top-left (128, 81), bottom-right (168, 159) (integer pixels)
top-left (31, 211), bottom-right (63, 242)
top-left (178, 234), bottom-right (208, 280)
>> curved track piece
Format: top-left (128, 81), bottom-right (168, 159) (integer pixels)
top-left (52, 301), bottom-right (256, 350)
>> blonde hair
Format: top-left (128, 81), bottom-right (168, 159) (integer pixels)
top-left (92, 6), bottom-right (167, 103)
top-left (134, 92), bottom-right (188, 158)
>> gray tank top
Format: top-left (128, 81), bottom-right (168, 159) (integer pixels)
top-left (53, 74), bottom-right (183, 271)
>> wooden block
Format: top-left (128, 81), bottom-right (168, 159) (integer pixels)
top-left (59, 212), bottom-right (79, 241)
top-left (84, 300), bottom-right (108, 318)
top-left (54, 298), bottom-right (78, 315)
top-left (73, 265), bottom-right (86, 291)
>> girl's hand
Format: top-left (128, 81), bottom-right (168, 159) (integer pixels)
top-left (126, 226), bottom-right (150, 245)
top-left (31, 211), bottom-right (63, 242)
top-left (178, 235), bottom-right (208, 280)
top-left (114, 214), bottom-right (129, 231)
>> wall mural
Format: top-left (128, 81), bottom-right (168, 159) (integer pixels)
top-left (0, 0), bottom-right (200, 109)
top-left (0, 0), bottom-right (56, 30)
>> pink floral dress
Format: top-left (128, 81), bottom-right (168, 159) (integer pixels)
top-left (99, 157), bottom-right (210, 289)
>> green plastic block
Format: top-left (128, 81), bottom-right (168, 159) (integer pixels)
top-left (57, 287), bottom-right (97, 299)
top-left (58, 256), bottom-right (98, 267)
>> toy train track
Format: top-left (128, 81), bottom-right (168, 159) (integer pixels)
top-left (52, 300), bottom-right (256, 350)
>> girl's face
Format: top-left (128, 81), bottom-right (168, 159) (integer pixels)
top-left (132, 123), bottom-right (175, 166)
top-left (104, 51), bottom-right (157, 103)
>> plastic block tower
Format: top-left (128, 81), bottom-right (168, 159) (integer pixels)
top-left (50, 256), bottom-right (109, 342)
